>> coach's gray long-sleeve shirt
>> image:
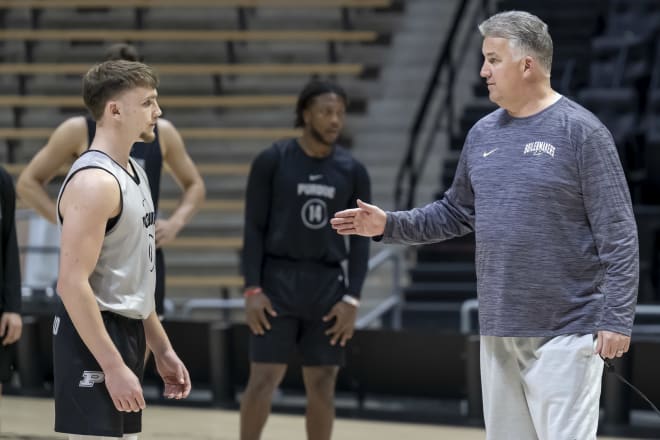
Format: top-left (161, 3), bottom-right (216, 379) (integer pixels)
top-left (383, 97), bottom-right (639, 337)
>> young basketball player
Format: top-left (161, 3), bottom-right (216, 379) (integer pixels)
top-left (17, 44), bottom-right (205, 318)
top-left (53, 60), bottom-right (191, 439)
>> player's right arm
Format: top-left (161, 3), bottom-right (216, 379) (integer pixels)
top-left (16, 117), bottom-right (88, 224)
top-left (56, 169), bottom-right (145, 413)
top-left (242, 147), bottom-right (278, 335)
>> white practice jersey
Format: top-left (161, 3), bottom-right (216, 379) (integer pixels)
top-left (57, 150), bottom-right (156, 319)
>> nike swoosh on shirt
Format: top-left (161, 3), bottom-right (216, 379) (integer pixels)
top-left (483, 148), bottom-right (498, 157)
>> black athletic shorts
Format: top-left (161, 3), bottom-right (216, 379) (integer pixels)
top-left (53, 303), bottom-right (145, 437)
top-left (250, 257), bottom-right (347, 366)
top-left (155, 248), bottom-right (166, 316)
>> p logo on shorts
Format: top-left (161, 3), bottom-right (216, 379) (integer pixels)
top-left (79, 371), bottom-right (105, 388)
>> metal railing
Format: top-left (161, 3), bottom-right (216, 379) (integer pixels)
top-left (14, 205), bottom-right (405, 324)
top-left (460, 300), bottom-right (660, 336)
top-left (355, 247), bottom-right (402, 329)
top-left (460, 297), bottom-right (479, 334)
top-left (180, 247), bottom-right (403, 326)
top-left (394, 0), bottom-right (490, 210)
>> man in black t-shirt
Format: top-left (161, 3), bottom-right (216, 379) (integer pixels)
top-left (240, 80), bottom-right (371, 440)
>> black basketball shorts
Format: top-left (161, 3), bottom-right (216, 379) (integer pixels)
top-left (250, 258), bottom-right (347, 367)
top-left (53, 304), bottom-right (145, 437)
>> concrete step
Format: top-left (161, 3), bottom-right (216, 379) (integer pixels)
top-left (176, 213), bottom-right (244, 236)
top-left (164, 253), bottom-right (240, 276)
top-left (222, 75), bottom-right (382, 98)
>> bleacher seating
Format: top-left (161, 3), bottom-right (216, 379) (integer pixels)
top-left (1, 0), bottom-right (398, 303)
top-left (0, 127), bottom-right (301, 140)
top-left (0, 94), bottom-right (298, 108)
top-left (576, 87), bottom-right (639, 170)
top-left (0, 0), bottom-right (391, 9)
top-left (0, 29), bottom-right (380, 44)
top-left (497, 0), bottom-right (606, 95)
top-left (0, 62), bottom-right (365, 75)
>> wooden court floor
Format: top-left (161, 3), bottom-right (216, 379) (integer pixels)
top-left (0, 396), bottom-right (638, 439)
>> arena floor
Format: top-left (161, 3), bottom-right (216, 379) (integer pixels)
top-left (0, 396), bottom-right (639, 440)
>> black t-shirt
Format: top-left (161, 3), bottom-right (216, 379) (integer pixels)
top-left (86, 116), bottom-right (162, 213)
top-left (243, 138), bottom-right (371, 297)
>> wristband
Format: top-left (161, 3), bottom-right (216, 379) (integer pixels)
top-left (341, 294), bottom-right (360, 308)
top-left (244, 287), bottom-right (263, 297)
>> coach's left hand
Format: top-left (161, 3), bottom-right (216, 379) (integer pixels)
top-left (595, 330), bottom-right (631, 359)
top-left (323, 302), bottom-right (357, 347)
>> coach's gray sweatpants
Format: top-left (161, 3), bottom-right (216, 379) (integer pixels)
top-left (481, 334), bottom-right (604, 440)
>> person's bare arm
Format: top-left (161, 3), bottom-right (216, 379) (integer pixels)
top-left (156, 119), bottom-right (206, 247)
top-left (16, 117), bottom-right (88, 224)
top-left (143, 311), bottom-right (191, 399)
top-left (57, 169), bottom-right (145, 412)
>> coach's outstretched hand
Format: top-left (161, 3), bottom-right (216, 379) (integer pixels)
top-left (331, 199), bottom-right (387, 237)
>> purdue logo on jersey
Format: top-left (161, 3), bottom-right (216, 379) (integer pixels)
top-left (142, 211), bottom-right (156, 228)
top-left (141, 198), bottom-right (156, 272)
top-left (301, 198), bottom-right (328, 229)
top-left (79, 371), bottom-right (105, 388)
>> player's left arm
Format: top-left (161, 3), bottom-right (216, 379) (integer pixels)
top-left (156, 119), bottom-right (206, 247)
top-left (579, 126), bottom-right (639, 358)
top-left (324, 161), bottom-right (371, 347)
top-left (143, 311), bottom-right (191, 399)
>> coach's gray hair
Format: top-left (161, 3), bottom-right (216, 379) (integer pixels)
top-left (479, 11), bottom-right (553, 75)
